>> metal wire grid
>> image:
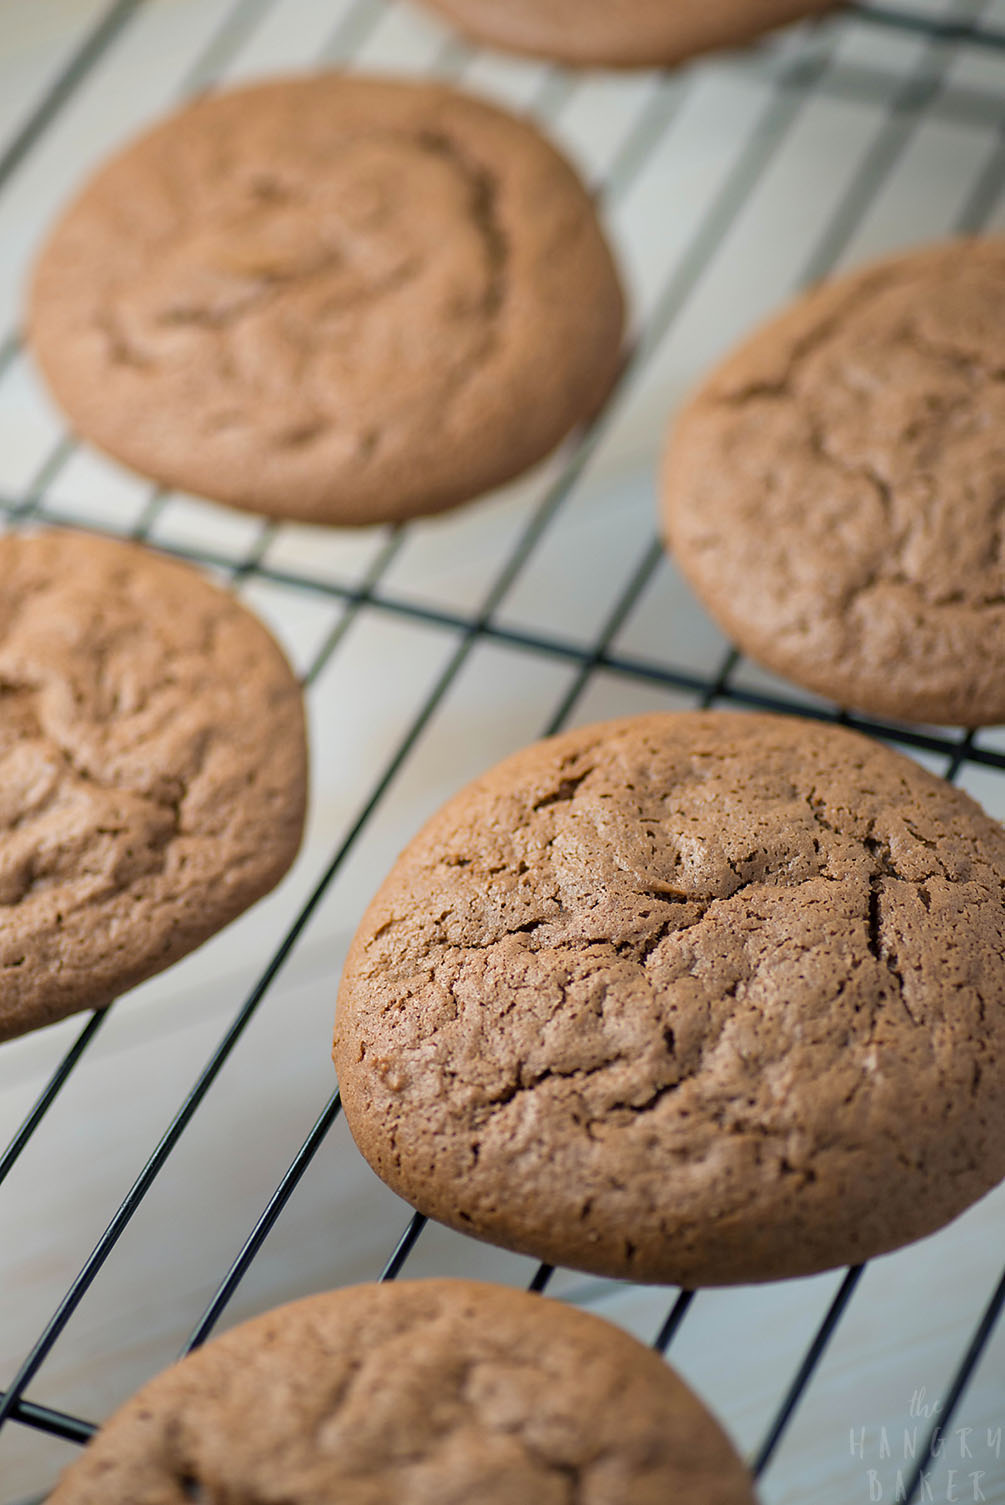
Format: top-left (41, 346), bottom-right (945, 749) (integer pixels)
top-left (0, 0), bottom-right (1002, 1500)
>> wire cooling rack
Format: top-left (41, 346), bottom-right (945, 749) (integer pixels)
top-left (0, 0), bottom-right (1003, 1500)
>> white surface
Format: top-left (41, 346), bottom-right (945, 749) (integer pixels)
top-left (0, 0), bottom-right (1003, 1500)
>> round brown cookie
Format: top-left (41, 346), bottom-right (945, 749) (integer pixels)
top-left (662, 237), bottom-right (1005, 727)
top-left (28, 74), bottom-right (624, 528)
top-left (335, 711), bottom-right (1005, 1286)
top-left (0, 529), bottom-right (306, 1041)
top-left (412, 0), bottom-right (838, 68)
top-left (49, 1280), bottom-right (755, 1505)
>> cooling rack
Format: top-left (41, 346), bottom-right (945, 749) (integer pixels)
top-left (0, 0), bottom-right (1003, 1500)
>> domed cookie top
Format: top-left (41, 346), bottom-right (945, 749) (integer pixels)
top-left (29, 74), bottom-right (625, 527)
top-left (0, 530), bottom-right (306, 1040)
top-left (412, 0), bottom-right (837, 68)
top-left (48, 1280), bottom-right (756, 1505)
top-left (335, 712), bottom-right (1005, 1285)
top-left (662, 237), bottom-right (1005, 726)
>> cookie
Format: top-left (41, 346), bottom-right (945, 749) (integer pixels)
top-left (48, 1280), bottom-right (756, 1505)
top-left (334, 711), bottom-right (1005, 1286)
top-left (0, 530), bottom-right (307, 1041)
top-left (662, 237), bottom-right (1005, 727)
top-left (28, 74), bottom-right (624, 528)
top-left (411, 0), bottom-right (837, 68)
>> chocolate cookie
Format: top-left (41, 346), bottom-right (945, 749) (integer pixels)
top-left (49, 1280), bottom-right (756, 1505)
top-left (662, 237), bottom-right (1005, 727)
top-left (0, 530), bottom-right (306, 1041)
top-left (334, 712), bottom-right (1005, 1286)
top-left (28, 74), bottom-right (624, 527)
top-left (412, 0), bottom-right (837, 68)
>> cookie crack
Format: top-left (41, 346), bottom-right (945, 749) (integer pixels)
top-left (484, 1054), bottom-right (629, 1110)
top-left (709, 264), bottom-right (1005, 622)
top-left (521, 1448), bottom-right (586, 1505)
top-left (0, 670), bottom-right (213, 910)
top-left (904, 318), bottom-right (1005, 386)
top-left (414, 128), bottom-right (508, 323)
top-left (866, 867), bottom-right (917, 1028)
top-left (717, 265), bottom-right (903, 407)
top-left (96, 125), bottom-right (512, 456)
top-left (606, 1076), bottom-right (685, 1119)
top-left (532, 767), bottom-right (594, 811)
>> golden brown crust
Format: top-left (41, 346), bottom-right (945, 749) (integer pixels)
top-left (48, 1281), bottom-right (756, 1505)
top-left (28, 73), bottom-right (625, 527)
top-left (335, 712), bottom-right (1005, 1284)
top-left (662, 236), bottom-right (1005, 726)
top-left (0, 530), bottom-right (307, 1040)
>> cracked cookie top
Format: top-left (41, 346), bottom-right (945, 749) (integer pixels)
top-left (662, 237), bottom-right (1005, 727)
top-left (0, 530), bottom-right (306, 1040)
top-left (48, 1280), bottom-right (756, 1505)
top-left (334, 711), bottom-right (1005, 1285)
top-left (415, 0), bottom-right (837, 68)
top-left (28, 74), bottom-right (624, 527)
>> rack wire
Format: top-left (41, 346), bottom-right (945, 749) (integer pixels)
top-left (0, 0), bottom-right (1003, 1500)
